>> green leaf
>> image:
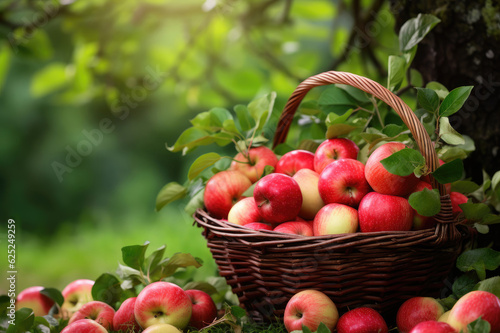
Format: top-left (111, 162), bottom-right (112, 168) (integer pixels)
top-left (439, 86), bottom-right (474, 117)
top-left (155, 182), bottom-right (188, 212)
top-left (0, 45), bottom-right (11, 93)
top-left (452, 272), bottom-right (480, 299)
top-left (408, 188), bottom-right (441, 216)
top-left (116, 263), bottom-right (142, 282)
top-left (460, 202), bottom-right (491, 222)
top-left (230, 305), bottom-right (246, 319)
top-left (382, 124), bottom-right (406, 137)
top-left (30, 63), bottom-right (68, 97)
top-left (417, 88), bottom-right (439, 112)
top-left (316, 322), bottom-right (332, 333)
top-left (325, 109), bottom-right (354, 126)
top-left (474, 223), bottom-right (489, 234)
top-left (210, 107), bottom-right (234, 128)
top-left (122, 242), bottom-right (149, 271)
top-left (467, 318), bottom-right (491, 333)
top-left (483, 214), bottom-right (500, 225)
top-left (439, 117), bottom-right (465, 145)
top-left (188, 153), bottom-right (223, 181)
top-left (247, 92), bottom-right (276, 131)
top-left (40, 288), bottom-right (64, 307)
top-left (432, 159), bottom-right (464, 184)
top-left (166, 127), bottom-right (212, 153)
top-left (302, 325), bottom-right (314, 333)
top-left (426, 81), bottom-right (450, 100)
top-left (474, 276), bottom-right (500, 298)
top-left (456, 248), bottom-right (500, 280)
top-left (184, 187), bottom-right (205, 216)
top-left (336, 84), bottom-right (371, 103)
top-left (145, 245), bottom-right (166, 278)
top-left (451, 180), bottom-right (481, 194)
top-left (6, 308), bottom-right (34, 333)
top-left (387, 55), bottom-right (406, 91)
top-left (183, 281), bottom-right (218, 295)
top-left (318, 86), bottom-right (358, 114)
top-left (380, 148), bottom-right (425, 177)
top-left (438, 295), bottom-right (458, 311)
top-left (234, 105), bottom-right (255, 132)
top-left (161, 253), bottom-right (203, 277)
top-left (326, 124), bottom-right (357, 139)
top-left (299, 100), bottom-right (322, 116)
top-left (492, 171), bottom-right (500, 191)
top-left (399, 14), bottom-right (441, 52)
top-left (92, 273), bottom-right (122, 306)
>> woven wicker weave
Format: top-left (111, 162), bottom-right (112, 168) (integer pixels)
top-left (194, 71), bottom-right (465, 323)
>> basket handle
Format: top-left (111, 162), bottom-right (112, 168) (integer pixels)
top-left (272, 71), bottom-right (447, 196)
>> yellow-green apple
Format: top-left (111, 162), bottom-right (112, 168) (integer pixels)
top-left (336, 307), bottom-right (388, 333)
top-left (318, 159), bottom-right (370, 207)
top-left (244, 222), bottom-right (273, 231)
top-left (227, 197), bottom-right (262, 226)
top-left (313, 203), bottom-right (358, 236)
top-left (16, 286), bottom-right (55, 316)
top-left (61, 279), bottom-right (94, 318)
top-left (61, 318), bottom-right (108, 333)
top-left (314, 138), bottom-right (359, 174)
top-left (364, 142), bottom-right (419, 196)
top-left (253, 173), bottom-right (302, 224)
top-left (396, 297), bottom-right (445, 333)
top-left (68, 301), bottom-right (115, 330)
top-left (185, 289), bottom-right (217, 330)
top-left (450, 192), bottom-right (468, 219)
top-left (275, 150), bottom-right (315, 176)
top-left (203, 170), bottom-right (252, 219)
top-left (358, 192), bottom-right (413, 232)
top-left (292, 169), bottom-right (325, 220)
top-left (447, 290), bottom-right (500, 333)
top-left (409, 181), bottom-right (437, 230)
top-left (284, 289), bottom-right (339, 332)
top-left (142, 323), bottom-right (183, 333)
top-left (273, 221), bottom-right (313, 236)
top-left (229, 146), bottom-right (278, 183)
top-left (438, 310), bottom-right (451, 322)
top-left (134, 281), bottom-right (192, 330)
top-left (409, 321), bottom-right (456, 333)
top-left (113, 297), bottom-right (141, 333)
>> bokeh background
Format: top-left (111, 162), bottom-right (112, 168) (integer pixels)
top-left (1, 0), bottom-right (499, 293)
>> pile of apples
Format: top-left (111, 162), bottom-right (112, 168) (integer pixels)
top-left (283, 288), bottom-right (500, 333)
top-left (15, 279), bottom-right (218, 332)
top-left (203, 138), bottom-right (468, 235)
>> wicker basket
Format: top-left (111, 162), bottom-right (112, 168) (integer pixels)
top-left (193, 71), bottom-right (466, 323)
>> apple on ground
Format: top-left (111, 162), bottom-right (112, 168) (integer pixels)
top-left (142, 323), bottom-right (183, 333)
top-left (313, 203), bottom-right (358, 236)
top-left (447, 290), bottom-right (500, 333)
top-left (318, 158), bottom-right (370, 207)
top-left (284, 289), bottom-right (339, 332)
top-left (314, 138), bottom-right (359, 174)
top-left (244, 222), bottom-right (273, 231)
top-left (409, 181), bottom-right (437, 230)
top-left (203, 170), bottom-right (252, 219)
top-left (61, 318), bottom-right (108, 333)
top-left (229, 146), bottom-right (278, 183)
top-left (273, 221), bottom-right (313, 236)
top-left (409, 321), bottom-right (456, 333)
top-left (68, 300), bottom-right (115, 330)
top-left (61, 279), bottom-right (94, 318)
top-left (396, 297), bottom-right (445, 333)
top-left (275, 149), bottom-right (315, 176)
top-left (185, 289), bottom-right (218, 330)
top-left (364, 142), bottom-right (419, 197)
top-left (134, 281), bottom-right (192, 330)
top-left (227, 197), bottom-right (262, 226)
top-left (358, 192), bottom-right (414, 232)
top-left (336, 307), bottom-right (388, 333)
top-left (292, 169), bottom-right (325, 220)
top-left (16, 286), bottom-right (55, 317)
top-left (450, 192), bottom-right (468, 219)
top-left (253, 173), bottom-right (302, 224)
top-left (113, 297), bottom-right (141, 333)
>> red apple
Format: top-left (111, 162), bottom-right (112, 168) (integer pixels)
top-left (447, 291), bottom-right (500, 333)
top-left (284, 289), bottom-right (339, 332)
top-left (113, 297), bottom-right (141, 333)
top-left (134, 281), bottom-right (192, 330)
top-left (364, 142), bottom-right (419, 196)
top-left (61, 318), bottom-right (108, 333)
top-left (396, 297), bottom-right (445, 333)
top-left (313, 203), bottom-right (358, 235)
top-left (227, 197), bottom-right (262, 226)
top-left (409, 321), bottom-right (456, 333)
top-left (292, 169), bottom-right (325, 220)
top-left (229, 146), bottom-right (278, 183)
top-left (185, 289), bottom-right (218, 330)
top-left (16, 286), bottom-right (55, 317)
top-left (273, 221), bottom-right (314, 236)
top-left (336, 307), bottom-right (388, 333)
top-left (358, 192), bottom-right (413, 232)
top-left (409, 181), bottom-right (437, 230)
top-left (450, 192), bottom-right (468, 219)
top-left (314, 138), bottom-right (359, 174)
top-left (203, 170), bottom-right (252, 219)
top-left (244, 222), bottom-right (273, 231)
top-left (142, 323), bottom-right (183, 333)
top-left (275, 149), bottom-right (315, 176)
top-left (318, 159), bottom-right (370, 207)
top-left (253, 173), bottom-right (302, 224)
top-left (68, 301), bottom-right (115, 330)
top-left (61, 279), bottom-right (94, 318)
